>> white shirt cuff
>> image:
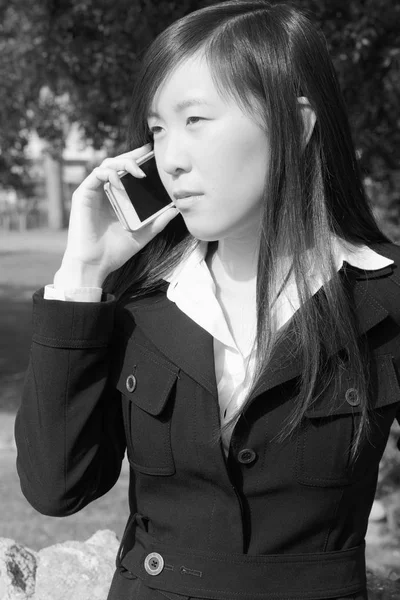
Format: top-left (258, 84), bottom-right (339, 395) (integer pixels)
top-left (44, 284), bottom-right (103, 303)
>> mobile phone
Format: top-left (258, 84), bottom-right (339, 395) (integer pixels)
top-left (104, 150), bottom-right (174, 232)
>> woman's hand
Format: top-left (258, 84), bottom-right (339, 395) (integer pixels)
top-left (54, 143), bottom-right (178, 288)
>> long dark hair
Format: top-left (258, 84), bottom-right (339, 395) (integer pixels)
top-left (103, 0), bottom-right (390, 459)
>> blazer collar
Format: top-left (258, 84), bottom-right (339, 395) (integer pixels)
top-left (124, 262), bottom-right (393, 400)
top-left (126, 290), bottom-right (218, 398)
top-left (251, 264), bottom-right (393, 397)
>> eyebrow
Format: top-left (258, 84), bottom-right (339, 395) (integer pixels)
top-left (147, 98), bottom-right (212, 119)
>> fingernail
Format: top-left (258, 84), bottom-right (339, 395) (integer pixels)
top-left (137, 169), bottom-right (146, 178)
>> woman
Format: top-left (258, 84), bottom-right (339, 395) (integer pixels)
top-left (15, 1), bottom-right (400, 599)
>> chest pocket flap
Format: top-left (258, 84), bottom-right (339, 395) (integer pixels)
top-left (304, 354), bottom-right (399, 419)
top-left (113, 337), bottom-right (179, 475)
top-left (297, 353), bottom-right (400, 487)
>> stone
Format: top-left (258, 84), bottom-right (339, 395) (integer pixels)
top-left (367, 569), bottom-right (400, 600)
top-left (0, 538), bottom-right (37, 599)
top-left (34, 529), bottom-right (119, 600)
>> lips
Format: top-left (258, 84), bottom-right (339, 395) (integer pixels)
top-left (173, 191), bottom-right (203, 200)
top-left (172, 194), bottom-right (203, 211)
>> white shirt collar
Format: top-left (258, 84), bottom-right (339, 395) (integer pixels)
top-left (331, 237), bottom-right (393, 271)
top-left (163, 237), bottom-right (393, 357)
top-left (165, 237), bottom-right (393, 285)
top-left (164, 240), bottom-right (209, 289)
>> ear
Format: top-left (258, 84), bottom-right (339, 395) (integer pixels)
top-left (297, 97), bottom-right (316, 146)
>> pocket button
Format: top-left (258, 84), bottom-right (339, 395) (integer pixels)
top-left (345, 387), bottom-right (360, 406)
top-left (126, 374), bottom-right (137, 393)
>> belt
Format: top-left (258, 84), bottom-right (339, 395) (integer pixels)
top-left (116, 514), bottom-right (367, 600)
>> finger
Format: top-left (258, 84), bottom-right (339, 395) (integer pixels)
top-left (108, 170), bottom-right (124, 191)
top-left (80, 165), bottom-right (135, 193)
top-left (135, 207), bottom-right (180, 243)
top-left (125, 143), bottom-right (153, 160)
top-left (105, 142), bottom-right (152, 161)
top-left (99, 154), bottom-right (150, 179)
top-left (80, 167), bottom-right (116, 191)
top-left (108, 143), bottom-right (153, 169)
top-left (98, 143), bottom-right (153, 176)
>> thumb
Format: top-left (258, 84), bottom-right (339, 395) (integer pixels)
top-left (135, 206), bottom-right (180, 245)
top-left (146, 206), bottom-right (180, 237)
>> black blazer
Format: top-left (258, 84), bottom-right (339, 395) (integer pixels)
top-left (15, 241), bottom-right (400, 600)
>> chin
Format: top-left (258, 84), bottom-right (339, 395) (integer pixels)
top-left (185, 228), bottom-right (221, 243)
top-left (182, 219), bottom-right (228, 242)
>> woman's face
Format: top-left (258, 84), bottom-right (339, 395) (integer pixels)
top-left (147, 53), bottom-right (270, 241)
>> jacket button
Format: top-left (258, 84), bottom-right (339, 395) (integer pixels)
top-left (237, 448), bottom-right (257, 464)
top-left (126, 374), bottom-right (137, 393)
top-left (345, 387), bottom-right (360, 406)
top-left (144, 552), bottom-right (164, 576)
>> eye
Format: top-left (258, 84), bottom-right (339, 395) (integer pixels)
top-left (148, 126), bottom-right (163, 136)
top-left (148, 117), bottom-right (205, 135)
top-left (186, 116), bottom-right (204, 125)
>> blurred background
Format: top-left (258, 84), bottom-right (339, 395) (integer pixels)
top-left (0, 0), bottom-right (399, 580)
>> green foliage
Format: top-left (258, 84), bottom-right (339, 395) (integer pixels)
top-left (301, 0), bottom-right (400, 180)
top-left (0, 0), bottom-right (399, 198)
top-left (0, 0), bottom-right (213, 190)
top-left (299, 0), bottom-right (400, 232)
top-left (0, 1), bottom-right (46, 190)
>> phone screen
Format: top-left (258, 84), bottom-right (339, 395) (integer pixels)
top-left (119, 157), bottom-right (172, 222)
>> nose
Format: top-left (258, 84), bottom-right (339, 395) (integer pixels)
top-left (157, 135), bottom-right (191, 177)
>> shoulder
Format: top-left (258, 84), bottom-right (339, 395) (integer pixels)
top-left (355, 241), bottom-right (400, 325)
top-left (119, 281), bottom-right (169, 309)
top-left (113, 281), bottom-right (170, 329)
top-left (365, 241), bottom-right (400, 375)
top-left (366, 241), bottom-right (400, 295)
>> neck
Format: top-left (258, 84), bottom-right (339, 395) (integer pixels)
top-left (208, 234), bottom-right (259, 283)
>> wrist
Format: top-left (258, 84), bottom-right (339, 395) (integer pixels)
top-left (54, 257), bottom-right (107, 289)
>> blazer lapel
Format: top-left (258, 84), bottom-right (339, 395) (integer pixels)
top-left (125, 290), bottom-right (218, 399)
top-left (121, 263), bottom-right (392, 402)
top-left (249, 264), bottom-right (392, 398)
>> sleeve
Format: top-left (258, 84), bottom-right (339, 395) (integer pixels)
top-left (14, 287), bottom-right (127, 517)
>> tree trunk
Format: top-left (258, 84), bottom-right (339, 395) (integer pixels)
top-left (43, 150), bottom-right (65, 230)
